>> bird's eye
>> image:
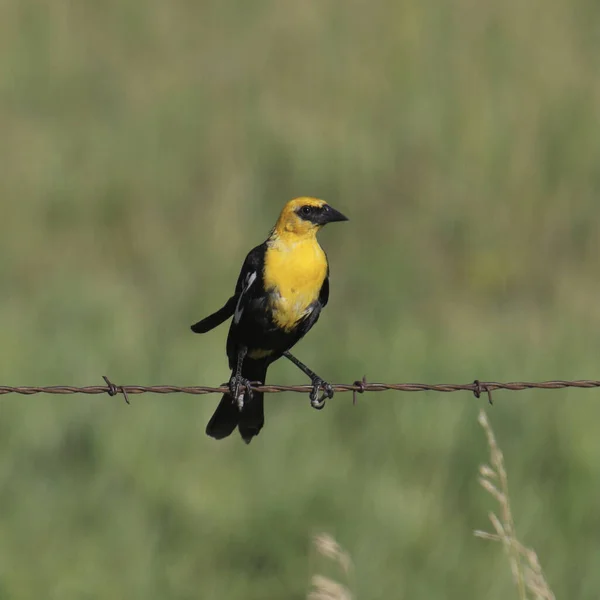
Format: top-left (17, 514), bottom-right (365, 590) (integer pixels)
top-left (301, 205), bottom-right (312, 216)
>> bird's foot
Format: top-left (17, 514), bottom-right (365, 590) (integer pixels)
top-left (309, 378), bottom-right (334, 410)
top-left (228, 376), bottom-right (254, 411)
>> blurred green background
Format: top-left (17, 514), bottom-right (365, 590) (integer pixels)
top-left (1, 0), bottom-right (600, 598)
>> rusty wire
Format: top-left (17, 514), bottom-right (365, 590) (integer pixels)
top-left (0, 376), bottom-right (599, 405)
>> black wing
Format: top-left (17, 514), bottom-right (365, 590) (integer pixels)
top-left (319, 272), bottom-right (329, 308)
top-left (233, 244), bottom-right (265, 296)
top-left (229, 243), bottom-right (267, 328)
top-left (190, 295), bottom-right (237, 333)
top-left (190, 244), bottom-right (265, 334)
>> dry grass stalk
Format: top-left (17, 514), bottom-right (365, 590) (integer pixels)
top-left (308, 575), bottom-right (353, 600)
top-left (307, 533), bottom-right (353, 600)
top-left (475, 409), bottom-right (556, 600)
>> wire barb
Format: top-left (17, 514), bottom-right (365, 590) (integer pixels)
top-left (102, 376), bottom-right (130, 405)
top-left (352, 375), bottom-right (367, 405)
top-left (473, 380), bottom-right (494, 405)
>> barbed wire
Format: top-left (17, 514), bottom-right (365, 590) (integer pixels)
top-left (0, 376), bottom-right (599, 405)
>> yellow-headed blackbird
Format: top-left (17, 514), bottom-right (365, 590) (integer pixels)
top-left (191, 197), bottom-right (348, 443)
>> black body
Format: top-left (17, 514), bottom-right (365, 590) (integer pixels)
top-left (191, 242), bottom-right (330, 443)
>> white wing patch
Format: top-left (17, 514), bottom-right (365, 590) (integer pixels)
top-left (234, 271), bottom-right (257, 324)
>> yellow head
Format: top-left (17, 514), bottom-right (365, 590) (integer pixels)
top-left (272, 197), bottom-right (348, 239)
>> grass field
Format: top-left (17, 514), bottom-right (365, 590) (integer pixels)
top-left (2, 0), bottom-right (600, 598)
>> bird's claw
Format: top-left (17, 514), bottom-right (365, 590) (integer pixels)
top-left (309, 379), bottom-right (334, 410)
top-left (228, 376), bottom-right (254, 411)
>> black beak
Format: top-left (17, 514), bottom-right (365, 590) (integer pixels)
top-left (321, 204), bottom-right (349, 224)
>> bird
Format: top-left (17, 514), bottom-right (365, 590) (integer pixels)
top-left (191, 197), bottom-right (348, 443)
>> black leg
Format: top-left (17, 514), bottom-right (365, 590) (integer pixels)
top-left (283, 351), bottom-right (334, 409)
top-left (229, 346), bottom-right (253, 410)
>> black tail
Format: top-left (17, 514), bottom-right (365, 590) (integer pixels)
top-left (190, 295), bottom-right (237, 333)
top-left (205, 360), bottom-right (268, 444)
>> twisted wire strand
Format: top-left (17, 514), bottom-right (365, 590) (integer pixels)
top-left (1, 378), bottom-right (599, 405)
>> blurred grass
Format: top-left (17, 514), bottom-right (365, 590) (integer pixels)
top-left (1, 0), bottom-right (600, 597)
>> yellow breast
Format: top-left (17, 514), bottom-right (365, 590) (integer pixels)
top-left (263, 237), bottom-right (328, 331)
